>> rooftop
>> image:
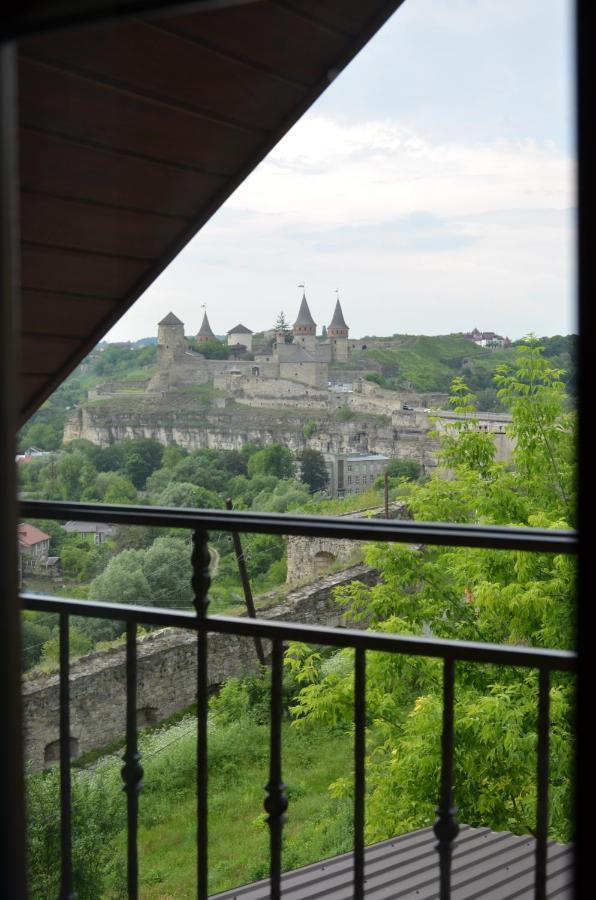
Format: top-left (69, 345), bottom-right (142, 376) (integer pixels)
top-left (212, 826), bottom-right (573, 899)
top-left (17, 523), bottom-right (50, 547)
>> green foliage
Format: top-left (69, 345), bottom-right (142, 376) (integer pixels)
top-left (37, 628), bottom-right (93, 672)
top-left (336, 404), bottom-right (354, 421)
top-left (377, 457), bottom-right (422, 483)
top-left (247, 443), bottom-right (294, 479)
top-left (287, 344), bottom-right (576, 843)
top-left (194, 338), bottom-right (230, 359)
top-left (298, 448), bottom-right (329, 493)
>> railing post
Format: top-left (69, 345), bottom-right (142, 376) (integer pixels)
top-left (354, 647), bottom-right (366, 900)
top-left (535, 668), bottom-right (550, 900)
top-left (121, 621), bottom-right (143, 900)
top-left (192, 529), bottom-right (211, 900)
top-left (434, 657), bottom-right (459, 899)
top-left (59, 613), bottom-right (76, 900)
top-left (264, 639), bottom-right (287, 900)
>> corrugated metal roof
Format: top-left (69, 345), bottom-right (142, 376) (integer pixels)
top-left (211, 825), bottom-right (573, 899)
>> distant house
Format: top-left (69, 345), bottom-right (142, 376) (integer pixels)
top-left (327, 453), bottom-right (390, 498)
top-left (62, 521), bottom-right (116, 544)
top-left (463, 328), bottom-right (511, 350)
top-left (18, 523), bottom-right (50, 558)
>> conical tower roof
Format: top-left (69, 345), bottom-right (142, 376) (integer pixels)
top-left (293, 293), bottom-right (316, 329)
top-left (159, 311), bottom-right (184, 327)
top-left (197, 311), bottom-right (215, 339)
top-left (329, 299), bottom-right (348, 330)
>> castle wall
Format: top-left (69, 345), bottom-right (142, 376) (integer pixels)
top-left (23, 564), bottom-right (378, 770)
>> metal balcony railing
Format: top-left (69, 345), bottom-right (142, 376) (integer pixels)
top-left (20, 499), bottom-right (578, 900)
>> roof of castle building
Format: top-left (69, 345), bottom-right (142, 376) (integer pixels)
top-left (227, 324), bottom-right (253, 334)
top-left (293, 294), bottom-right (316, 329)
top-left (329, 299), bottom-right (348, 330)
top-left (158, 312), bottom-right (184, 327)
top-left (197, 312), bottom-right (216, 338)
top-left (277, 343), bottom-right (318, 363)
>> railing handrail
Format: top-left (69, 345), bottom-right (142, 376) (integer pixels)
top-left (19, 499), bottom-right (578, 553)
top-left (20, 592), bottom-right (577, 671)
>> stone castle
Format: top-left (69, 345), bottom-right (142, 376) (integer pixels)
top-left (148, 293), bottom-right (350, 393)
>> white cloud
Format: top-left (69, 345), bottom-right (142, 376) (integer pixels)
top-left (109, 115), bottom-right (575, 342)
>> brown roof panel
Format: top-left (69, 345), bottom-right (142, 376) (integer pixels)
top-left (18, 0), bottom-right (407, 424)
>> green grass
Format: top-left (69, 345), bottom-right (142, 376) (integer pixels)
top-left (124, 719), bottom-right (352, 898)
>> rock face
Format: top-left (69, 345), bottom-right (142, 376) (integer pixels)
top-left (23, 564), bottom-right (379, 770)
top-left (64, 404), bottom-right (440, 470)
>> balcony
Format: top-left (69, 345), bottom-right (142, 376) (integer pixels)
top-left (20, 498), bottom-right (577, 899)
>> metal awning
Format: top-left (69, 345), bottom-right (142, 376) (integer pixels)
top-left (15, 0), bottom-right (405, 424)
top-left (211, 825), bottom-right (574, 899)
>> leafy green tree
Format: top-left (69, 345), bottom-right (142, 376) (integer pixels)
top-left (377, 457), bottom-right (421, 484)
top-left (120, 438), bottom-right (164, 489)
top-left (82, 471), bottom-right (138, 504)
top-left (247, 444), bottom-right (294, 480)
top-left (298, 449), bottom-right (329, 493)
top-left (286, 343), bottom-right (576, 843)
top-left (195, 338), bottom-right (230, 359)
top-left (156, 481), bottom-right (223, 510)
top-left (143, 536), bottom-right (194, 608)
top-left (58, 451), bottom-right (96, 500)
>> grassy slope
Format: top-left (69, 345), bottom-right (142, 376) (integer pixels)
top-left (124, 721), bottom-right (353, 898)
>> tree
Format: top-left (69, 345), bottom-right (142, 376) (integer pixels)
top-left (298, 449), bottom-right (329, 493)
top-left (194, 338), bottom-right (230, 359)
top-left (247, 444), bottom-right (295, 480)
top-left (286, 344), bottom-right (576, 843)
top-left (274, 311), bottom-right (294, 343)
top-left (120, 438), bottom-right (164, 489)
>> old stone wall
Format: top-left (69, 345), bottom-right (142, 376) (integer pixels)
top-left (285, 502), bottom-right (408, 584)
top-left (23, 564), bottom-right (378, 770)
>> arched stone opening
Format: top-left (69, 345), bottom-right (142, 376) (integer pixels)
top-left (252, 366), bottom-right (260, 376)
top-left (44, 736), bottom-right (79, 767)
top-left (314, 550), bottom-right (336, 576)
top-left (137, 706), bottom-right (159, 729)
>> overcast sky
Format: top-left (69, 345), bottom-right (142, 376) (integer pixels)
top-left (107, 0), bottom-right (575, 343)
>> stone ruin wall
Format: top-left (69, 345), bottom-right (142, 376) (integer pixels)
top-left (23, 564), bottom-right (379, 771)
top-left (285, 502), bottom-right (409, 584)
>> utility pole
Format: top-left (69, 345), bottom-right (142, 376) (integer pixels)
top-left (384, 471), bottom-right (389, 518)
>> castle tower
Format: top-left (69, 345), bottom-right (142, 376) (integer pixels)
top-left (157, 312), bottom-right (186, 361)
top-left (292, 292), bottom-right (317, 353)
top-left (328, 299), bottom-right (349, 362)
top-left (196, 311), bottom-right (216, 344)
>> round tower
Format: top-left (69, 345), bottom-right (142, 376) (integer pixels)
top-left (328, 299), bottom-right (349, 362)
top-left (293, 292), bottom-right (317, 353)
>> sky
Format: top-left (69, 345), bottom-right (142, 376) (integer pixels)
top-left (107, 0), bottom-right (576, 343)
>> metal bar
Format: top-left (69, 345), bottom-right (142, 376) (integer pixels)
top-left (225, 498), bottom-right (266, 666)
top-left (264, 640), bottom-right (287, 900)
top-left (192, 529), bottom-right (211, 900)
top-left (575, 2), bottom-right (595, 896)
top-left (20, 594), bottom-right (578, 672)
top-left (353, 648), bottom-right (366, 900)
top-left (20, 499), bottom-right (578, 553)
top-left (122, 621), bottom-right (143, 900)
top-left (0, 40), bottom-right (26, 900)
top-left (59, 613), bottom-right (76, 900)
top-left (535, 669), bottom-right (550, 900)
top-left (433, 658), bottom-right (459, 900)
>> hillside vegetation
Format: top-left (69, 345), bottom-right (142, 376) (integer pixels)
top-left (344, 333), bottom-right (576, 409)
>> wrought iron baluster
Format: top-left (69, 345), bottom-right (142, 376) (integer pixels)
top-left (434, 657), bottom-right (459, 900)
top-left (354, 647), bottom-right (366, 900)
top-left (192, 528), bottom-right (211, 900)
top-left (264, 639), bottom-right (287, 900)
top-left (535, 668), bottom-right (550, 900)
top-left (59, 612), bottom-right (76, 900)
top-left (121, 621), bottom-right (143, 900)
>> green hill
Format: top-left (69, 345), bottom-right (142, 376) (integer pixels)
top-left (341, 333), bottom-right (576, 409)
